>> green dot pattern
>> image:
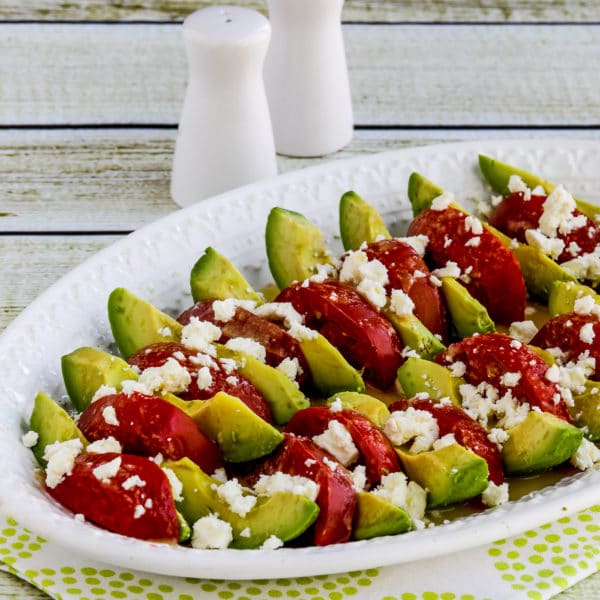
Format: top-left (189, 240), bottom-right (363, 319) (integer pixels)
top-left (0, 509), bottom-right (598, 600)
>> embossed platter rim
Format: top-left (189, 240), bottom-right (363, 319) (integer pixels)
top-left (0, 139), bottom-right (599, 579)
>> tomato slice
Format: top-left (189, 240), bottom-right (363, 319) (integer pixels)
top-left (436, 332), bottom-right (572, 422)
top-left (362, 238), bottom-right (448, 341)
top-left (276, 279), bottom-right (403, 390)
top-left (78, 391), bottom-right (223, 473)
top-left (46, 453), bottom-right (179, 541)
top-left (489, 192), bottom-right (600, 264)
top-left (245, 434), bottom-right (356, 546)
top-left (407, 206), bottom-right (527, 325)
top-left (285, 406), bottom-right (402, 486)
top-left (128, 342), bottom-right (272, 422)
top-left (388, 398), bottom-right (504, 485)
top-left (178, 301), bottom-right (310, 388)
top-left (532, 313), bottom-right (600, 380)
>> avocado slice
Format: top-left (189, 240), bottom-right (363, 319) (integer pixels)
top-left (478, 154), bottom-right (600, 221)
top-left (29, 391), bottom-right (87, 466)
top-left (339, 191), bottom-right (391, 251)
top-left (176, 511), bottom-right (192, 543)
top-left (352, 491), bottom-right (412, 540)
top-left (572, 381), bottom-right (600, 441)
top-left (265, 207), bottom-right (335, 290)
top-left (501, 411), bottom-right (583, 475)
top-left (165, 457), bottom-right (319, 549)
top-left (548, 280), bottom-right (600, 317)
top-left (397, 357), bottom-right (464, 406)
top-left (108, 287), bottom-right (182, 359)
top-left (396, 444), bottom-right (489, 508)
top-left (385, 311), bottom-right (446, 360)
top-left (194, 392), bottom-right (283, 462)
top-left (215, 345), bottom-right (309, 425)
top-left (190, 247), bottom-right (263, 304)
top-left (407, 172), bottom-right (446, 217)
top-left (441, 278), bottom-right (495, 338)
top-left (61, 346), bottom-right (139, 411)
top-left (160, 392), bottom-right (206, 422)
top-left (299, 333), bottom-right (365, 395)
top-left (326, 391), bottom-right (391, 427)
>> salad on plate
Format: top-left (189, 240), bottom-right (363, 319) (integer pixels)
top-left (21, 155), bottom-right (600, 552)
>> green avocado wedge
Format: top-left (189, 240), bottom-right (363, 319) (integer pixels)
top-left (384, 311), bottom-right (446, 360)
top-left (395, 444), bottom-right (489, 508)
top-left (352, 491), bottom-right (412, 540)
top-left (29, 391), bottom-right (87, 466)
top-left (548, 281), bottom-right (600, 317)
top-left (265, 207), bottom-right (335, 290)
top-left (441, 278), bottom-right (495, 338)
top-left (61, 346), bottom-right (139, 411)
top-left (190, 247), bottom-right (263, 304)
top-left (339, 191), bottom-right (391, 251)
top-left (571, 381), bottom-right (600, 441)
top-left (194, 392), bottom-right (284, 462)
top-left (108, 287), bottom-right (182, 359)
top-left (215, 345), bottom-right (309, 425)
top-left (501, 411), bottom-right (583, 475)
top-left (326, 391), bottom-right (390, 427)
top-left (164, 458), bottom-right (319, 549)
top-left (407, 171), bottom-right (445, 218)
top-left (478, 154), bottom-right (600, 221)
top-left (397, 357), bottom-right (463, 406)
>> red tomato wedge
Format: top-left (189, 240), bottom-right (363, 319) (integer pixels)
top-left (46, 453), bottom-right (179, 541)
top-left (436, 332), bottom-right (572, 422)
top-left (489, 192), bottom-right (600, 264)
top-left (245, 434), bottom-right (356, 546)
top-left (362, 238), bottom-right (448, 341)
top-left (276, 279), bottom-right (403, 390)
top-left (78, 391), bottom-right (223, 473)
top-left (532, 313), bottom-right (600, 380)
top-left (407, 205), bottom-right (527, 325)
top-left (128, 342), bottom-right (272, 422)
top-left (284, 406), bottom-right (401, 486)
top-left (178, 301), bottom-right (310, 388)
top-left (388, 398), bottom-right (504, 485)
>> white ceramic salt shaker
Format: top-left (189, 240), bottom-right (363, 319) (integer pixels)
top-left (171, 6), bottom-right (277, 207)
top-left (264, 0), bottom-right (353, 157)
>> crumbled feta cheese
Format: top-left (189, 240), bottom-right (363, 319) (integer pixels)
top-left (464, 237), bottom-right (481, 247)
top-left (213, 479), bottom-right (257, 517)
top-left (500, 372), bottom-right (522, 388)
top-left (189, 352), bottom-right (217, 368)
top-left (120, 379), bottom-right (151, 396)
top-left (432, 433), bottom-right (457, 450)
top-left (398, 235), bottom-right (429, 257)
top-left (443, 235), bottom-right (453, 248)
top-left (430, 192), bottom-right (454, 211)
top-left (482, 481), bottom-right (510, 507)
top-left (191, 514), bottom-right (233, 549)
top-left (74, 513), bottom-right (85, 523)
top-left (157, 326), bottom-right (172, 338)
top-left (487, 428), bottom-right (510, 449)
top-left (432, 261), bottom-right (461, 280)
top-left (254, 302), bottom-right (303, 328)
top-left (144, 498), bottom-right (153, 509)
top-left (239, 527), bottom-right (251, 538)
top-left (464, 215), bottom-right (483, 235)
top-left (580, 322), bottom-right (596, 344)
top-left (43, 438), bottom-right (83, 488)
top-left (139, 357), bottom-right (192, 394)
top-left (254, 472), bottom-right (319, 501)
top-left (225, 337), bottom-right (267, 363)
top-left (219, 357), bottom-right (238, 374)
top-left (86, 436), bottom-right (122, 454)
top-left (351, 465), bottom-right (367, 492)
top-left (459, 383), bottom-right (529, 429)
top-left (389, 289), bottom-right (415, 317)
top-left (21, 430), bottom-right (39, 448)
top-left (491, 195), bottom-right (503, 207)
top-left (531, 185), bottom-right (546, 196)
top-left (102, 405), bottom-right (120, 426)
top-left (162, 467), bottom-right (184, 502)
top-left (371, 472), bottom-right (427, 525)
top-left (508, 175), bottom-right (531, 199)
top-left (448, 361), bottom-right (466, 377)
top-left (304, 458), bottom-right (317, 468)
top-left (287, 321), bottom-right (318, 342)
top-left (567, 241), bottom-right (582, 257)
top-left (329, 398), bottom-right (343, 412)
top-left (211, 298), bottom-right (257, 322)
top-left (225, 375), bottom-right (238, 386)
top-left (211, 468), bottom-right (228, 483)
top-left (401, 346), bottom-right (421, 359)
top-left (384, 408), bottom-right (439, 453)
top-left (356, 278), bottom-right (387, 309)
top-left (339, 250), bottom-right (389, 309)
top-left (122, 475), bottom-right (146, 490)
top-left (429, 275), bottom-right (442, 287)
top-left (322, 457), bottom-right (339, 472)
top-left (92, 456), bottom-right (122, 483)
top-left (307, 262), bottom-right (338, 284)
top-left (508, 320), bottom-right (539, 343)
top-left (181, 318), bottom-right (221, 355)
top-left (570, 438), bottom-right (600, 471)
top-left (91, 384), bottom-right (117, 403)
top-left (573, 295), bottom-right (600, 317)
top-left (538, 185), bottom-right (577, 237)
top-left (261, 535), bottom-right (284, 550)
top-left (151, 453), bottom-right (164, 464)
top-left (276, 357), bottom-right (302, 382)
top-left (525, 229), bottom-right (565, 259)
top-left (133, 504), bottom-right (146, 519)
top-left (196, 366), bottom-right (214, 391)
top-left (313, 420), bottom-right (359, 466)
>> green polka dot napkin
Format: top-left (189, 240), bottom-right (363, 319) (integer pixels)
top-left (1, 507), bottom-right (598, 600)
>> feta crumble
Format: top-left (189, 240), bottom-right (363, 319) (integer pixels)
top-left (196, 366), bottom-right (214, 391)
top-left (432, 433), bottom-right (457, 450)
top-left (254, 472), bottom-right (319, 501)
top-left (276, 357), bottom-right (302, 382)
top-left (580, 322), bottom-right (596, 344)
top-left (384, 408), bottom-right (439, 453)
top-left (92, 456), bottom-right (122, 483)
top-left (102, 405), bottom-right (120, 426)
top-left (313, 420), bottom-right (359, 466)
top-left (225, 337), bottom-right (267, 363)
top-left (213, 479), bottom-right (257, 517)
top-left (181, 318), bottom-right (221, 355)
top-left (389, 289), bottom-right (415, 317)
top-left (482, 481), bottom-right (509, 507)
top-left (139, 357), bottom-right (192, 394)
top-left (43, 438), bottom-right (83, 489)
top-left (86, 436), bottom-right (122, 454)
top-left (351, 465), bottom-right (367, 492)
top-left (500, 372), bottom-right (522, 388)
top-left (191, 514), bottom-right (233, 549)
top-left (570, 438), bottom-right (600, 471)
top-left (162, 467), bottom-right (184, 502)
top-left (430, 192), bottom-right (454, 211)
top-left (122, 475), bottom-right (146, 490)
top-left (91, 384), bottom-right (117, 403)
top-left (21, 430), bottom-right (39, 448)
top-left (261, 535), bottom-right (284, 550)
top-left (371, 472), bottom-right (427, 525)
top-left (508, 320), bottom-right (539, 343)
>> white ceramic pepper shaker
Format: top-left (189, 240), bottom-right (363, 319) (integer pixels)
top-left (171, 6), bottom-right (277, 207)
top-left (264, 0), bottom-right (353, 157)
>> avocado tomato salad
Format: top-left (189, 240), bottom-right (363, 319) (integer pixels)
top-left (23, 155), bottom-right (600, 551)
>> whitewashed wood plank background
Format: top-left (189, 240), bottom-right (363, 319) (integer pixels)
top-left (1, 24), bottom-right (599, 125)
top-left (1, 0), bottom-right (600, 23)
